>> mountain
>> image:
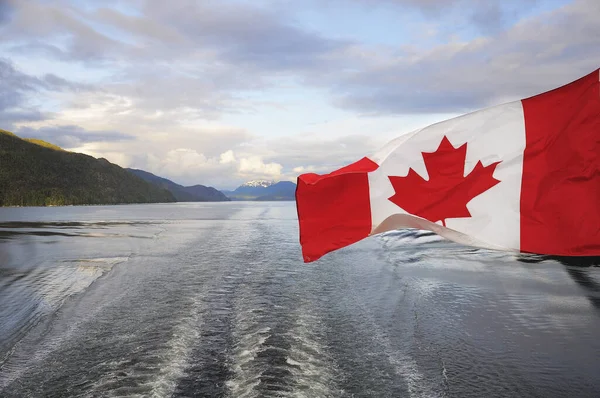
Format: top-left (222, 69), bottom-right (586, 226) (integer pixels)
top-left (240, 180), bottom-right (276, 188)
top-left (223, 180), bottom-right (296, 201)
top-left (184, 185), bottom-right (230, 201)
top-left (222, 180), bottom-right (275, 198)
top-left (0, 129), bottom-right (175, 207)
top-left (126, 168), bottom-right (230, 202)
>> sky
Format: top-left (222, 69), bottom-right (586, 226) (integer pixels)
top-left (0, 0), bottom-right (599, 190)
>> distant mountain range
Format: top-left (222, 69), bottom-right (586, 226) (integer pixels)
top-left (0, 128), bottom-right (297, 206)
top-left (0, 129), bottom-right (175, 206)
top-left (127, 168), bottom-right (230, 202)
top-left (222, 180), bottom-right (296, 201)
top-left (127, 172), bottom-right (297, 202)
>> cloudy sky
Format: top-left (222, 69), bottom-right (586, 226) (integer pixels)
top-left (1, 0), bottom-right (599, 189)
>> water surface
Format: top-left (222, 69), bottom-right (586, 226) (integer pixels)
top-left (0, 202), bottom-right (599, 397)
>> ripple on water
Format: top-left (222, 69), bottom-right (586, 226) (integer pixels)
top-left (0, 256), bottom-right (130, 390)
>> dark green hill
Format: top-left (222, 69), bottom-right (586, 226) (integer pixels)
top-left (126, 168), bottom-right (230, 202)
top-left (0, 129), bottom-right (175, 206)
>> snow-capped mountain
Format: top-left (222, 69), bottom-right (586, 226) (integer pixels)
top-left (240, 180), bottom-right (275, 188)
top-left (222, 180), bottom-right (296, 201)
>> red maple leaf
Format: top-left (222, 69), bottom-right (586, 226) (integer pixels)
top-left (388, 136), bottom-right (501, 227)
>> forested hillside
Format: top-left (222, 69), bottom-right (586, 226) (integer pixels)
top-left (0, 129), bottom-right (175, 206)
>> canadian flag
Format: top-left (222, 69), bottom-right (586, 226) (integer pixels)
top-left (296, 69), bottom-right (600, 262)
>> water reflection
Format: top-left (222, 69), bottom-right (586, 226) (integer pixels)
top-left (517, 254), bottom-right (600, 311)
top-left (0, 221), bottom-right (160, 240)
top-left (0, 221), bottom-right (157, 228)
top-left (517, 254), bottom-right (600, 267)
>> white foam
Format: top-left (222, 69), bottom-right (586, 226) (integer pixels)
top-left (148, 292), bottom-right (204, 397)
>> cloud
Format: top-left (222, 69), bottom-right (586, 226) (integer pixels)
top-left (238, 156), bottom-right (283, 177)
top-left (123, 148), bottom-right (283, 188)
top-left (0, 109), bottom-right (47, 124)
top-left (2, 1), bottom-right (125, 62)
top-left (327, 0), bottom-right (600, 114)
top-left (41, 73), bottom-right (95, 92)
top-left (136, 1), bottom-right (349, 71)
top-left (79, 129), bottom-right (388, 188)
top-left (267, 134), bottom-right (389, 169)
top-left (0, 0), bottom-right (355, 121)
top-left (0, 58), bottom-right (97, 127)
top-left (347, 0), bottom-right (538, 33)
top-left (114, 147), bottom-right (236, 187)
top-left (1, 0), bottom-right (599, 189)
top-left (2, 0), bottom-right (350, 70)
top-left (219, 150), bottom-right (236, 164)
top-left (162, 148), bottom-right (212, 173)
top-left (0, 58), bottom-right (49, 124)
top-left (0, 58), bottom-right (38, 105)
top-left (0, 0), bottom-right (14, 26)
top-left (15, 125), bottom-right (135, 148)
top-left (469, 2), bottom-right (509, 35)
top-left (6, 0), bottom-right (594, 120)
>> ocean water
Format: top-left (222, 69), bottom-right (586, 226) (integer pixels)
top-left (0, 202), bottom-right (599, 397)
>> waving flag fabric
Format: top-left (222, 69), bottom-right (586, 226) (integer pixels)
top-left (296, 69), bottom-right (600, 263)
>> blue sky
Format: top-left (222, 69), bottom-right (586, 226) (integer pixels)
top-left (0, 0), bottom-right (598, 189)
